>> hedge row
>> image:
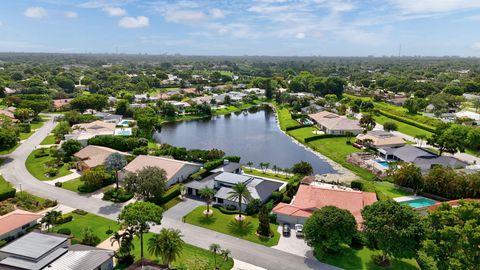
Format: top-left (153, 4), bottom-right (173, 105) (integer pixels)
top-left (377, 110), bottom-right (436, 133)
top-left (212, 204), bottom-right (247, 216)
top-left (286, 125), bottom-right (307, 131)
top-left (0, 177), bottom-right (16, 201)
top-left (154, 185), bottom-right (180, 205)
top-left (88, 136), bottom-right (148, 152)
top-left (304, 134), bottom-right (346, 143)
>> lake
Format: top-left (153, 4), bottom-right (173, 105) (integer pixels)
top-left (154, 106), bottom-right (335, 175)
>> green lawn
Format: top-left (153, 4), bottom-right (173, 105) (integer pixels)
top-left (243, 168), bottom-right (292, 182)
top-left (373, 114), bottom-right (432, 138)
top-left (185, 206), bottom-right (280, 247)
top-left (115, 233), bottom-right (234, 270)
top-left (25, 149), bottom-right (72, 180)
top-left (277, 107), bottom-right (301, 130)
top-left (306, 136), bottom-right (376, 180)
top-left (213, 101), bottom-right (260, 115)
top-left (40, 135), bottom-right (57, 145)
top-left (161, 197), bottom-right (182, 210)
top-left (373, 181), bottom-right (412, 198)
top-left (0, 175), bottom-right (15, 199)
top-left (54, 212), bottom-right (120, 243)
top-left (315, 245), bottom-right (419, 270)
top-left (60, 178), bottom-right (83, 193)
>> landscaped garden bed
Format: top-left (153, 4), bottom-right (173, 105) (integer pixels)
top-left (26, 148), bottom-right (73, 180)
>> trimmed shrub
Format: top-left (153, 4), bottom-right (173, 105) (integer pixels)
top-left (43, 199), bottom-right (58, 208)
top-left (154, 185), bottom-right (180, 205)
top-left (203, 159), bottom-right (224, 171)
top-left (18, 123), bottom-right (31, 133)
top-left (57, 228), bottom-right (71, 235)
top-left (34, 149), bottom-right (49, 158)
top-left (132, 146), bottom-right (148, 155)
top-left (56, 215), bottom-right (73, 224)
top-left (351, 180), bottom-right (375, 192)
top-left (223, 156), bottom-right (241, 163)
top-left (0, 240), bottom-right (7, 248)
top-left (0, 188), bottom-right (16, 201)
top-left (102, 188), bottom-right (133, 203)
top-left (212, 204), bottom-right (247, 215)
top-left (54, 182), bottom-right (63, 187)
top-left (73, 209), bottom-right (88, 215)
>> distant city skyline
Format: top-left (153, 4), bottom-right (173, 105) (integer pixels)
top-left (1, 0), bottom-right (480, 56)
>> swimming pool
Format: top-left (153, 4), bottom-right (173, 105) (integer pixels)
top-left (118, 119), bottom-right (134, 127)
top-left (399, 198), bottom-right (437, 208)
top-left (374, 159), bottom-right (389, 169)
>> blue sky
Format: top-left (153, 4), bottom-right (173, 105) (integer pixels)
top-left (1, 0), bottom-right (480, 56)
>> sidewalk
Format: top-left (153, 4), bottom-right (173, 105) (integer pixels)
top-left (44, 170), bottom-right (81, 185)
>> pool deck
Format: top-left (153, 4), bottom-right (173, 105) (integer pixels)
top-left (393, 195), bottom-right (424, 203)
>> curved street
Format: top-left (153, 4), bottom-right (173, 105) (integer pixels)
top-left (0, 115), bottom-right (339, 270)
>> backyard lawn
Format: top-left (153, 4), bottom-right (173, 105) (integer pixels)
top-left (26, 149), bottom-right (72, 180)
top-left (115, 233), bottom-right (234, 270)
top-left (0, 175), bottom-right (15, 199)
top-left (54, 212), bottom-right (120, 243)
top-left (315, 245), bottom-right (419, 270)
top-left (374, 181), bottom-right (412, 198)
top-left (277, 107), bottom-right (301, 130)
top-left (243, 168), bottom-right (292, 182)
top-left (40, 135), bottom-right (57, 145)
top-left (373, 114), bottom-right (432, 138)
top-left (185, 206), bottom-right (280, 247)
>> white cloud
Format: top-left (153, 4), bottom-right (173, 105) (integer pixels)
top-left (209, 8), bottom-right (224, 19)
top-left (102, 6), bottom-right (126, 16)
top-left (24, 7), bottom-right (48, 19)
top-left (118, 16), bottom-right (149, 28)
top-left (0, 21), bottom-right (3, 27)
top-left (165, 10), bottom-right (207, 24)
top-left (64, 11), bottom-right (78, 18)
top-left (295, 32), bottom-right (305, 39)
top-left (389, 0), bottom-right (480, 14)
top-left (472, 42), bottom-right (480, 50)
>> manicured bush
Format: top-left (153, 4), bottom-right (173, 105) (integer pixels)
top-left (0, 187), bottom-right (16, 201)
top-left (0, 240), bottom-right (7, 248)
top-left (350, 180), bottom-right (375, 192)
top-left (73, 209), bottom-right (88, 216)
top-left (223, 156), bottom-right (241, 163)
top-left (212, 204), bottom-right (247, 215)
top-left (132, 146), bottom-right (148, 155)
top-left (102, 187), bottom-right (134, 203)
top-left (57, 228), bottom-right (71, 235)
top-left (203, 159), bottom-right (225, 171)
top-left (154, 185), bottom-right (180, 205)
top-left (56, 215), bottom-right (73, 224)
top-left (34, 148), bottom-right (49, 158)
top-left (18, 123), bottom-right (31, 133)
top-left (43, 199), bottom-right (58, 208)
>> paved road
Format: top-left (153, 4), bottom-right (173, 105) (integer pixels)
top-left (0, 116), bottom-right (339, 270)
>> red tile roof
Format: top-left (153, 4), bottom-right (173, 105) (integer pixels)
top-left (0, 210), bottom-right (42, 236)
top-left (419, 198), bottom-right (480, 212)
top-left (273, 185), bottom-right (377, 225)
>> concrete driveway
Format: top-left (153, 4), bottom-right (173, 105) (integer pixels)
top-left (162, 198), bottom-right (204, 220)
top-left (273, 225), bottom-right (314, 259)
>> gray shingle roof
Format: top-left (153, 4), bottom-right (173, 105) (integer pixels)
top-left (214, 172), bottom-right (251, 185)
top-left (0, 232), bottom-right (68, 260)
top-left (382, 145), bottom-right (436, 162)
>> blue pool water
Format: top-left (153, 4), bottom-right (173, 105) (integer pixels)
top-left (118, 120), bottom-right (134, 127)
top-left (374, 159), bottom-right (389, 168)
top-left (399, 198), bottom-right (437, 208)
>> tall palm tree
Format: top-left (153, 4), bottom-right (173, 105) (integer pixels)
top-left (198, 187), bottom-right (216, 215)
top-left (227, 182), bottom-right (252, 222)
top-left (221, 249), bottom-right (231, 262)
top-left (272, 165), bottom-right (278, 175)
top-left (209, 243), bottom-right (221, 270)
top-left (246, 161), bottom-right (253, 170)
top-left (148, 228), bottom-right (184, 268)
top-left (41, 210), bottom-right (62, 231)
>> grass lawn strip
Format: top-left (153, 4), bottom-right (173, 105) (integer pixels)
top-left (373, 114), bottom-right (432, 138)
top-left (184, 206), bottom-right (280, 247)
top-left (373, 181), bottom-right (411, 198)
top-left (54, 212), bottom-right (120, 243)
top-left (315, 245), bottom-right (419, 270)
top-left (40, 135), bottom-right (57, 145)
top-left (114, 233), bottom-right (234, 270)
top-left (243, 168), bottom-right (292, 182)
top-left (60, 178), bottom-right (84, 193)
top-left (26, 149), bottom-right (72, 181)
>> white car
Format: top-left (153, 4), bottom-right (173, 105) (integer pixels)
top-left (295, 224), bottom-right (304, 237)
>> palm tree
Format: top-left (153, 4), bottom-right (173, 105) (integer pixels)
top-left (41, 210), bottom-right (62, 231)
top-left (221, 249), bottom-right (231, 262)
top-left (246, 161), bottom-right (253, 170)
top-left (209, 243), bottom-right (221, 270)
top-left (264, 162), bottom-right (270, 173)
top-left (148, 228), bottom-right (184, 267)
top-left (272, 165), bottom-right (278, 175)
top-left (198, 187), bottom-right (216, 216)
top-left (259, 162), bottom-right (266, 172)
top-left (227, 182), bottom-right (252, 222)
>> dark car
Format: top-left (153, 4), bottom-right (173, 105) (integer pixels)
top-left (282, 223), bottom-right (291, 237)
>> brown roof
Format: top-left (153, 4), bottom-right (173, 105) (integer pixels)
top-left (74, 145), bottom-right (127, 168)
top-left (309, 111), bottom-right (362, 131)
top-left (420, 198), bottom-right (480, 212)
top-left (273, 185), bottom-right (377, 225)
top-left (71, 120), bottom-right (116, 135)
top-left (0, 107), bottom-right (16, 120)
top-left (0, 210), bottom-right (42, 236)
top-left (123, 155), bottom-right (200, 180)
top-left (356, 131), bottom-right (406, 147)
top-left (53, 99), bottom-right (72, 109)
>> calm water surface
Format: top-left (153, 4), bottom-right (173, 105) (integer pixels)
top-left (154, 107), bottom-right (335, 174)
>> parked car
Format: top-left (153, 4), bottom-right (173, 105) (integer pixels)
top-left (282, 223), bottom-right (291, 237)
top-left (295, 224), bottom-right (304, 237)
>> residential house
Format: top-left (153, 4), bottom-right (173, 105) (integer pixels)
top-left (309, 111), bottom-right (363, 135)
top-left (356, 130), bottom-right (406, 148)
top-left (0, 210), bottom-right (42, 241)
top-left (0, 231), bottom-right (114, 270)
top-left (227, 91), bottom-right (248, 102)
top-left (0, 107), bottom-right (17, 122)
top-left (378, 144), bottom-right (467, 171)
top-left (165, 101), bottom-right (192, 113)
top-left (73, 145), bottom-right (128, 171)
top-left (185, 172), bottom-right (285, 210)
top-left (191, 96), bottom-right (213, 105)
top-left (134, 94), bottom-right (148, 103)
top-left (52, 99), bottom-right (72, 110)
top-left (272, 184), bottom-right (377, 226)
top-left (64, 120), bottom-right (116, 146)
top-left (242, 88), bottom-right (265, 96)
top-left (120, 155), bottom-right (201, 187)
top-left (301, 104), bottom-right (324, 114)
top-left (211, 160), bottom-right (242, 174)
top-left (93, 112), bottom-right (123, 124)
